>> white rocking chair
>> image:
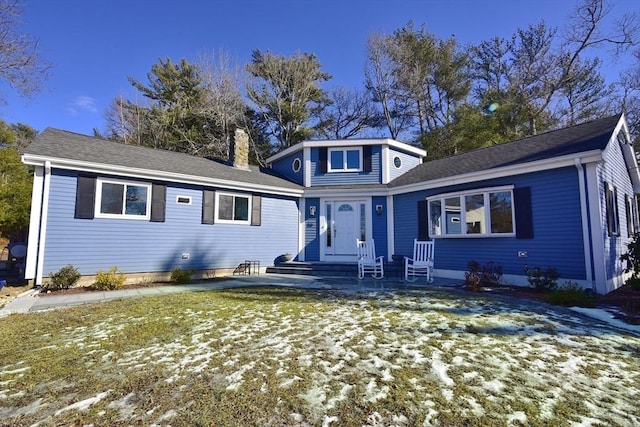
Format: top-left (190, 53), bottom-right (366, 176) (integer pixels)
top-left (405, 239), bottom-right (435, 282)
top-left (356, 239), bottom-right (384, 279)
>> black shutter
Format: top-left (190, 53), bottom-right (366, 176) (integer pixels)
top-left (251, 195), bottom-right (262, 226)
top-left (363, 145), bottom-right (372, 172)
top-left (75, 175), bottom-right (96, 219)
top-left (514, 187), bottom-right (533, 239)
top-left (150, 184), bottom-right (166, 222)
top-left (319, 147), bottom-right (327, 173)
top-left (202, 190), bottom-right (215, 224)
top-left (418, 200), bottom-right (428, 240)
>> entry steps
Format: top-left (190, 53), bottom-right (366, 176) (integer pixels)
top-left (266, 261), bottom-right (405, 278)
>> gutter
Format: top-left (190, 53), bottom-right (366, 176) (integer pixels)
top-left (22, 155), bottom-right (304, 198)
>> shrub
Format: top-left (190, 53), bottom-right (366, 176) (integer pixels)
top-left (46, 265), bottom-right (81, 291)
top-left (545, 281), bottom-right (595, 307)
top-left (525, 266), bottom-right (559, 291)
top-left (170, 268), bottom-right (194, 284)
top-left (465, 261), bottom-right (503, 291)
top-left (620, 233), bottom-right (640, 291)
top-left (93, 267), bottom-right (125, 290)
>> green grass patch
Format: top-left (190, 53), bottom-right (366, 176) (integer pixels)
top-left (0, 287), bottom-right (638, 425)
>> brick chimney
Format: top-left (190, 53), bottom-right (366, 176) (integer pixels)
top-left (232, 128), bottom-right (249, 169)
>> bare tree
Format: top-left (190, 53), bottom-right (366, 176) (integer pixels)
top-left (365, 32), bottom-right (415, 140)
top-left (0, 0), bottom-right (50, 102)
top-left (316, 87), bottom-right (385, 139)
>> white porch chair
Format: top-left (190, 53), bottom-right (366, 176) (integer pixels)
top-left (356, 239), bottom-right (384, 279)
top-left (405, 239), bottom-right (435, 282)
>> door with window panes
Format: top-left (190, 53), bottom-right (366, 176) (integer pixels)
top-left (324, 201), bottom-right (367, 258)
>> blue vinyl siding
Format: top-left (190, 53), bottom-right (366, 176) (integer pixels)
top-left (304, 198), bottom-right (320, 261)
top-left (42, 170), bottom-right (299, 276)
top-left (599, 136), bottom-right (636, 284)
top-left (311, 146), bottom-right (381, 186)
top-left (371, 196), bottom-right (388, 257)
top-left (393, 167), bottom-right (587, 280)
top-left (271, 152), bottom-right (303, 185)
top-left (389, 149), bottom-right (422, 181)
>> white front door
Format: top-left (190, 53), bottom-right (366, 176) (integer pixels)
top-left (323, 200), bottom-right (367, 260)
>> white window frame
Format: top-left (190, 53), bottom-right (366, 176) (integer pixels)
top-left (95, 178), bottom-right (151, 220)
top-left (215, 191), bottom-right (252, 224)
top-left (427, 185), bottom-right (515, 238)
top-left (328, 147), bottom-right (362, 172)
top-left (292, 157), bottom-right (301, 173)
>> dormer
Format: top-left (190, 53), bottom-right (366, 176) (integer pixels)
top-left (266, 138), bottom-right (426, 187)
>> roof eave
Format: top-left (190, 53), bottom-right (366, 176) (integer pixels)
top-left (21, 154), bottom-right (304, 197)
top-left (266, 138), bottom-right (426, 164)
top-left (389, 150), bottom-right (604, 195)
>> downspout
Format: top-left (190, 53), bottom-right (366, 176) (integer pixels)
top-left (35, 161), bottom-right (52, 286)
top-left (575, 158), bottom-right (595, 290)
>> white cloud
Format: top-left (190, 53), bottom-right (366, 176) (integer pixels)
top-left (66, 96), bottom-right (98, 115)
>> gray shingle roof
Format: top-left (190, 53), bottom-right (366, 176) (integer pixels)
top-left (389, 115), bottom-right (622, 188)
top-left (23, 128), bottom-right (302, 192)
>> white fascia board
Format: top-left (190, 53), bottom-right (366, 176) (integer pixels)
top-left (22, 155), bottom-right (304, 198)
top-left (614, 118), bottom-right (640, 193)
top-left (266, 138), bottom-right (426, 163)
top-left (388, 150), bottom-right (604, 195)
top-left (303, 187), bottom-right (390, 198)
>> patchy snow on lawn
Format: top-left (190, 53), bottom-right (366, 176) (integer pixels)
top-left (1, 288), bottom-right (639, 426)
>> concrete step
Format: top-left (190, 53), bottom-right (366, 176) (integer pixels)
top-left (266, 261), bottom-right (404, 277)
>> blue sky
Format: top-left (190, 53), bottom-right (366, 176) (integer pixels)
top-left (1, 0), bottom-right (638, 136)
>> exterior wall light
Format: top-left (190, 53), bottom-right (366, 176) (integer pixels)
top-left (376, 205), bottom-right (383, 215)
top-left (309, 206), bottom-right (316, 216)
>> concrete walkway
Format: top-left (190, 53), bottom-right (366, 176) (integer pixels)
top-left (0, 274), bottom-right (461, 317)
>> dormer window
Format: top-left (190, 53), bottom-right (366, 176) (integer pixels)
top-left (328, 147), bottom-right (362, 172)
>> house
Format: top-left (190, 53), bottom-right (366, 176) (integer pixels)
top-left (22, 114), bottom-right (639, 294)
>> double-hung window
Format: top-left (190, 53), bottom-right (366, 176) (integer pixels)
top-left (95, 179), bottom-right (151, 220)
top-left (216, 192), bottom-right (251, 224)
top-left (428, 186), bottom-right (515, 237)
top-left (328, 147), bottom-right (362, 172)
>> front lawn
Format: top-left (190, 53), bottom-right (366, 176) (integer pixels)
top-left (0, 287), bottom-right (638, 426)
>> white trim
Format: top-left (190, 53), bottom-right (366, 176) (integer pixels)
top-left (21, 155), bottom-right (304, 198)
top-left (25, 166), bottom-right (44, 280)
top-left (389, 150), bottom-right (604, 195)
top-left (95, 178), bottom-right (152, 220)
top-left (299, 199), bottom-right (306, 261)
top-left (319, 197), bottom-right (371, 261)
top-left (303, 187), bottom-right (389, 197)
top-left (214, 191), bottom-right (252, 224)
top-left (586, 162), bottom-right (606, 293)
top-left (327, 147), bottom-right (363, 172)
top-left (292, 157), bottom-right (302, 173)
top-left (36, 162), bottom-right (52, 286)
top-left (427, 185), bottom-right (516, 238)
top-left (382, 145), bottom-right (390, 184)
top-left (266, 138), bottom-right (426, 164)
top-left (575, 159), bottom-right (594, 288)
top-left (386, 195), bottom-right (394, 259)
top-left (303, 147), bottom-right (311, 188)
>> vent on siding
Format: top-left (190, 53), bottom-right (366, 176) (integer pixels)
top-left (176, 196), bottom-right (192, 205)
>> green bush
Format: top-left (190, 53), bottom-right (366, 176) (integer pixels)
top-left (93, 267), bottom-right (126, 290)
top-left (525, 266), bottom-right (560, 291)
top-left (170, 268), bottom-right (194, 284)
top-left (46, 265), bottom-right (81, 291)
top-left (545, 282), bottom-right (595, 307)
